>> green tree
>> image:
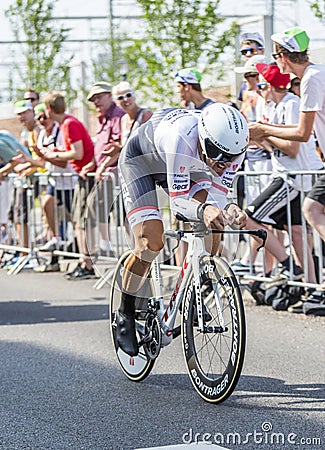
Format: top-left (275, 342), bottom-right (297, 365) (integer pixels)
top-left (91, 34), bottom-right (127, 83)
top-left (120, 0), bottom-right (238, 106)
top-left (310, 1), bottom-right (325, 20)
top-left (5, 0), bottom-right (73, 100)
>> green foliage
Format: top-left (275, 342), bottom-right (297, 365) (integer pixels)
top-left (309, 1), bottom-right (325, 20)
top-left (91, 34), bottom-right (127, 83)
top-left (5, 0), bottom-right (74, 101)
top-left (119, 0), bottom-right (238, 107)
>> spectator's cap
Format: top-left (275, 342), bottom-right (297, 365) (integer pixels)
top-left (87, 81), bottom-right (112, 101)
top-left (14, 99), bottom-right (33, 114)
top-left (34, 103), bottom-right (46, 114)
top-left (256, 63), bottom-right (290, 89)
top-left (240, 31), bottom-right (265, 47)
top-left (235, 54), bottom-right (270, 74)
top-left (271, 27), bottom-right (310, 53)
top-left (174, 68), bottom-right (202, 84)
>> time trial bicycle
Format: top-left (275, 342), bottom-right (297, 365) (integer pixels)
top-left (109, 220), bottom-right (266, 404)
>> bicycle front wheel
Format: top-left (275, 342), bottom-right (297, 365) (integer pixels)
top-left (109, 251), bottom-right (155, 382)
top-left (181, 255), bottom-right (246, 404)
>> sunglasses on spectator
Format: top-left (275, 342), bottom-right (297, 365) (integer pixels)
top-left (244, 73), bottom-right (259, 79)
top-left (257, 82), bottom-right (269, 90)
top-left (272, 52), bottom-right (283, 60)
top-left (25, 97), bottom-right (38, 101)
top-left (240, 47), bottom-right (263, 56)
top-left (36, 114), bottom-right (47, 121)
top-left (117, 92), bottom-right (132, 101)
top-left (291, 81), bottom-right (300, 87)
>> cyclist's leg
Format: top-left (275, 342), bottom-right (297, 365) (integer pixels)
top-left (122, 219), bottom-right (164, 293)
top-left (116, 218), bottom-right (165, 356)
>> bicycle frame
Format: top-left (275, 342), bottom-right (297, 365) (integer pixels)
top-left (144, 224), bottom-right (267, 346)
top-left (148, 224), bottom-right (211, 346)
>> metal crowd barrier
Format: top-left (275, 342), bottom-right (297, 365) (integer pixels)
top-left (1, 168), bottom-right (325, 293)
top-left (0, 171), bottom-right (130, 277)
top-left (230, 168), bottom-right (325, 289)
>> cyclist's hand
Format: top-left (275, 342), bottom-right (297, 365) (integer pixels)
top-left (225, 204), bottom-right (247, 229)
top-left (203, 205), bottom-right (225, 231)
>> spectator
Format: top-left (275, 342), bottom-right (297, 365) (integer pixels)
top-left (112, 81), bottom-right (154, 246)
top-left (249, 27), bottom-right (325, 302)
top-left (244, 62), bottom-right (323, 288)
top-left (0, 130), bottom-right (30, 251)
top-left (174, 68), bottom-right (214, 110)
top-left (23, 88), bottom-right (40, 106)
top-left (233, 55), bottom-right (274, 275)
top-left (86, 81), bottom-right (125, 258)
top-left (42, 91), bottom-right (95, 280)
top-left (0, 130), bottom-right (30, 179)
top-left (14, 103), bottom-right (78, 271)
top-left (113, 81), bottom-right (153, 146)
top-left (237, 32), bottom-right (265, 104)
top-left (15, 99), bottom-right (41, 152)
top-left (35, 103), bottom-right (77, 253)
top-left (20, 89), bottom-right (40, 147)
top-left (5, 100), bottom-right (41, 250)
top-left (289, 76), bottom-right (301, 96)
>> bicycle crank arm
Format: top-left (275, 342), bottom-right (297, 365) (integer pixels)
top-left (138, 331), bottom-right (153, 346)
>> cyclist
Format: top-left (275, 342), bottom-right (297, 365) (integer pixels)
top-left (116, 103), bottom-right (249, 356)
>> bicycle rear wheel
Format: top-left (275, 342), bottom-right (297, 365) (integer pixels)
top-left (181, 255), bottom-right (246, 404)
top-left (109, 251), bottom-right (155, 381)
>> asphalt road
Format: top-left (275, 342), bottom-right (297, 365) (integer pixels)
top-left (0, 267), bottom-right (324, 450)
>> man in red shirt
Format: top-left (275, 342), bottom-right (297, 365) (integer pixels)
top-left (43, 91), bottom-right (96, 279)
top-left (86, 81), bottom-right (125, 257)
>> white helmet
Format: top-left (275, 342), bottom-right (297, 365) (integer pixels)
top-left (198, 103), bottom-right (249, 162)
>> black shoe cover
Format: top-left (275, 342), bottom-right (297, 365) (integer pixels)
top-left (116, 310), bottom-right (138, 356)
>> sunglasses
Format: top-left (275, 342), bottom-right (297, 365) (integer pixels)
top-left (257, 82), bottom-right (269, 90)
top-left (244, 73), bottom-right (259, 79)
top-left (240, 47), bottom-right (263, 56)
top-left (204, 139), bottom-right (239, 163)
top-left (117, 92), bottom-right (132, 101)
top-left (272, 52), bottom-right (282, 60)
top-left (291, 81), bottom-right (301, 87)
top-left (36, 114), bottom-right (47, 121)
top-left (25, 97), bottom-right (38, 101)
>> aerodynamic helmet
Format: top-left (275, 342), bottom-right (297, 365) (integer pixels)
top-left (198, 103), bottom-right (249, 162)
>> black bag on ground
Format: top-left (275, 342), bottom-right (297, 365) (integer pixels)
top-left (250, 280), bottom-right (267, 305)
top-left (265, 282), bottom-right (304, 311)
top-left (303, 291), bottom-right (325, 316)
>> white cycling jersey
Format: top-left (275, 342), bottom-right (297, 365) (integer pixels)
top-left (119, 108), bottom-right (244, 227)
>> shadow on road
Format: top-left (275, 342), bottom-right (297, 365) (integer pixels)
top-left (0, 339), bottom-right (323, 449)
top-left (0, 300), bottom-right (108, 325)
top-left (144, 373), bottom-right (325, 412)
